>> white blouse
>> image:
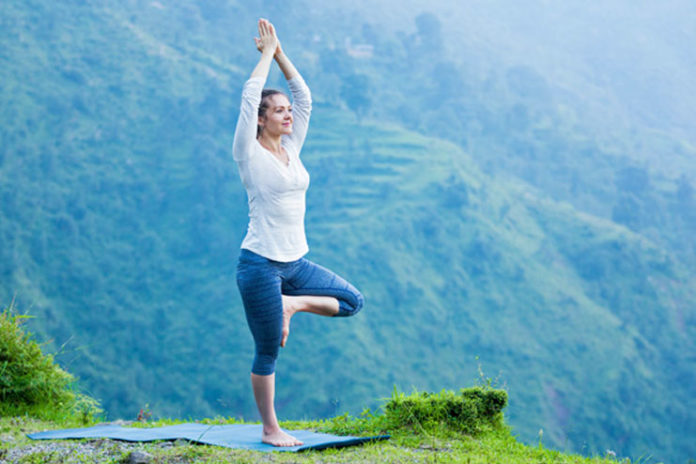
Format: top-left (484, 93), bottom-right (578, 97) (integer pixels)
top-left (232, 75), bottom-right (312, 262)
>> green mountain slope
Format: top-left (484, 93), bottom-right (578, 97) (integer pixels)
top-left (0, 301), bottom-right (617, 464)
top-left (297, 115), bottom-right (695, 461)
top-left (1, 1), bottom-right (694, 463)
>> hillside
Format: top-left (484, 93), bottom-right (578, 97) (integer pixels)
top-left (1, 1), bottom-right (694, 463)
top-left (0, 304), bottom-right (625, 463)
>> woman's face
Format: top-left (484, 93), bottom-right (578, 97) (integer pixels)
top-left (259, 94), bottom-right (293, 137)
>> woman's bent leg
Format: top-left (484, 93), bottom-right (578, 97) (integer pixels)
top-left (283, 259), bottom-right (364, 317)
top-left (279, 259), bottom-right (364, 346)
top-left (280, 294), bottom-right (339, 347)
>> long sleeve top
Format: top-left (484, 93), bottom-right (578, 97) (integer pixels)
top-left (232, 75), bottom-right (312, 262)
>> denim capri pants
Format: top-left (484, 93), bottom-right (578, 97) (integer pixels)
top-left (236, 248), bottom-right (364, 375)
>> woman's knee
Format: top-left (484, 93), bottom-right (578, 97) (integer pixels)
top-left (249, 320), bottom-right (282, 375)
top-left (336, 289), bottom-right (364, 317)
top-left (252, 352), bottom-right (278, 375)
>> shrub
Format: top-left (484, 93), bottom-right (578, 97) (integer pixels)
top-left (384, 386), bottom-right (508, 435)
top-left (0, 302), bottom-right (101, 422)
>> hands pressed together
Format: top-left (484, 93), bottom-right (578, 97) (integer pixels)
top-left (254, 18), bottom-right (282, 56)
top-left (248, 18), bottom-right (299, 86)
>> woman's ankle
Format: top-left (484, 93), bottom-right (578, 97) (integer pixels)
top-left (262, 422), bottom-right (282, 435)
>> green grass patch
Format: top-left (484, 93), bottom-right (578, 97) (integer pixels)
top-left (1, 413), bottom-right (630, 464)
top-left (0, 384), bottom-right (629, 463)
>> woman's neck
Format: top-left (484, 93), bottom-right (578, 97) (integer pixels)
top-left (257, 133), bottom-right (283, 155)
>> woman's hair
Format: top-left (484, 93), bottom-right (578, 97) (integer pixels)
top-left (257, 89), bottom-right (287, 137)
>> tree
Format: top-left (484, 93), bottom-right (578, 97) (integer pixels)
top-left (340, 73), bottom-right (371, 121)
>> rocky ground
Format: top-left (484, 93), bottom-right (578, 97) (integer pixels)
top-left (0, 435), bottom-right (171, 464)
top-left (0, 420), bottom-right (188, 464)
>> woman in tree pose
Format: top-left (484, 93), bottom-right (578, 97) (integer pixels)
top-left (233, 19), bottom-right (364, 447)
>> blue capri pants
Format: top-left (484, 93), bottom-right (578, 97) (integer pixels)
top-left (236, 248), bottom-right (364, 375)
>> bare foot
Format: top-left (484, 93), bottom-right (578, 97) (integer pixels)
top-left (262, 428), bottom-right (304, 447)
top-left (280, 295), bottom-right (298, 348)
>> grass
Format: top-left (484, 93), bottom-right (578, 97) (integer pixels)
top-left (0, 388), bottom-right (633, 463)
top-left (0, 414), bottom-right (630, 464)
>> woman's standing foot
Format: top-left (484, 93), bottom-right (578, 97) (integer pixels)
top-left (262, 427), bottom-right (304, 447)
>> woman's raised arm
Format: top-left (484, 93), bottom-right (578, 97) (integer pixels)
top-left (272, 38), bottom-right (311, 151)
top-left (274, 47), bottom-right (300, 81)
top-left (232, 19), bottom-right (278, 161)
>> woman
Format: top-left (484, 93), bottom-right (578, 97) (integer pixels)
top-left (233, 19), bottom-right (364, 447)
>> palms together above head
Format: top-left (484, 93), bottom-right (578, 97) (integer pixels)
top-left (254, 18), bottom-right (281, 55)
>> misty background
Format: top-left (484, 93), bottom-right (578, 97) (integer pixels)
top-left (1, 0), bottom-right (694, 462)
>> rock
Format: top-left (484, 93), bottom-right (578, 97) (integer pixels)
top-left (128, 450), bottom-right (153, 464)
top-left (106, 419), bottom-right (135, 426)
top-left (90, 438), bottom-right (109, 448)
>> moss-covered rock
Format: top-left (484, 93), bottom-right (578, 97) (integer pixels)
top-left (384, 387), bottom-right (508, 435)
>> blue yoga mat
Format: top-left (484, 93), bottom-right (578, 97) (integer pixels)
top-left (27, 423), bottom-right (390, 452)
